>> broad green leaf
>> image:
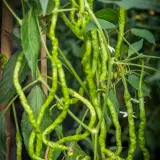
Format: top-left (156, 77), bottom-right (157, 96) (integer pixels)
top-left (109, 90), bottom-right (119, 114)
top-left (95, 8), bottom-right (118, 23)
top-left (128, 75), bottom-right (151, 97)
top-left (55, 125), bottom-right (63, 138)
top-left (0, 115), bottom-right (6, 160)
top-left (120, 43), bottom-right (128, 58)
top-left (116, 0), bottom-right (160, 12)
top-left (66, 40), bottom-right (83, 58)
top-left (128, 39), bottom-right (144, 56)
top-left (46, 0), bottom-right (55, 15)
top-left (104, 109), bottom-right (112, 130)
top-left (131, 28), bottom-right (155, 45)
top-left (86, 18), bottom-right (116, 32)
top-left (52, 149), bottom-right (61, 160)
top-left (146, 71), bottom-right (160, 82)
top-left (39, 0), bottom-right (49, 16)
top-left (21, 85), bottom-right (52, 149)
top-left (98, 0), bottom-right (160, 12)
top-left (0, 52), bottom-right (29, 104)
top-left (67, 142), bottom-right (90, 160)
top-left (21, 8), bottom-right (40, 80)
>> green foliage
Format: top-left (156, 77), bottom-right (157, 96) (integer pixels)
top-left (0, 115), bottom-right (6, 160)
top-left (0, 52), bottom-right (29, 104)
top-left (128, 75), bottom-right (150, 97)
top-left (39, 0), bottom-right (49, 16)
top-left (128, 39), bottom-right (144, 56)
top-left (109, 89), bottom-right (119, 114)
top-left (86, 18), bottom-right (116, 32)
top-left (99, 0), bottom-right (160, 12)
top-left (21, 8), bottom-right (40, 80)
top-left (67, 142), bottom-right (90, 160)
top-left (95, 8), bottom-right (118, 23)
top-left (131, 28), bottom-right (156, 45)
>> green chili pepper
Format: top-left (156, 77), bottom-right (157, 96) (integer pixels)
top-left (13, 52), bottom-right (38, 131)
top-left (98, 30), bottom-right (108, 87)
top-left (60, 12), bottom-right (83, 40)
top-left (91, 29), bottom-right (99, 75)
top-left (42, 1), bottom-right (71, 152)
top-left (56, 88), bottom-right (96, 144)
top-left (138, 61), bottom-right (150, 160)
top-left (121, 71), bottom-right (136, 160)
top-left (115, 8), bottom-right (125, 59)
top-left (107, 98), bottom-right (122, 156)
top-left (69, 0), bottom-right (77, 25)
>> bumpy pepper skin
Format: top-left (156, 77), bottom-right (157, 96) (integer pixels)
top-left (121, 72), bottom-right (136, 160)
top-left (138, 61), bottom-right (150, 160)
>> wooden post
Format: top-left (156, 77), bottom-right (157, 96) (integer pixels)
top-left (40, 19), bottom-right (50, 160)
top-left (0, 2), bottom-right (13, 160)
top-left (41, 19), bottom-right (48, 96)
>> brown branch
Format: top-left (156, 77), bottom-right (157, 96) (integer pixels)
top-left (0, 2), bottom-right (13, 160)
top-left (41, 19), bottom-right (48, 96)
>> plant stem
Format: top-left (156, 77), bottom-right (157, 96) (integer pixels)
top-left (68, 110), bottom-right (94, 133)
top-left (58, 47), bottom-right (88, 94)
top-left (115, 8), bottom-right (125, 58)
top-left (37, 19), bottom-right (52, 59)
top-left (94, 133), bottom-right (98, 160)
top-left (138, 61), bottom-right (150, 160)
top-left (21, 0), bottom-right (25, 17)
top-left (12, 103), bottom-right (22, 160)
top-left (124, 54), bottom-right (160, 62)
top-left (115, 61), bottom-right (158, 72)
top-left (2, 0), bottom-right (22, 25)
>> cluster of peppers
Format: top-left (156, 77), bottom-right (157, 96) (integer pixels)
top-left (7, 0), bottom-right (150, 160)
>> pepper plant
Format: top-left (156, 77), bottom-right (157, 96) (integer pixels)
top-left (0, 0), bottom-right (160, 160)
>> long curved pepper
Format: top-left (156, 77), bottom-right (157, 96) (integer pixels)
top-left (121, 71), bottom-right (136, 160)
top-left (13, 52), bottom-right (38, 131)
top-left (56, 88), bottom-right (96, 144)
top-left (138, 61), bottom-right (150, 160)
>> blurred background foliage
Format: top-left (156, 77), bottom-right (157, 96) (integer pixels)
top-left (0, 0), bottom-right (160, 159)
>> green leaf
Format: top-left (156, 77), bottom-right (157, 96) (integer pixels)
top-left (0, 115), bottom-right (6, 160)
top-left (128, 39), bottom-right (144, 56)
top-left (55, 125), bottom-right (63, 138)
top-left (98, 0), bottom-right (160, 12)
top-left (66, 40), bottom-right (83, 58)
top-left (120, 43), bottom-right (128, 58)
top-left (46, 0), bottom-right (55, 15)
top-left (52, 149), bottom-right (61, 160)
top-left (0, 52), bottom-right (29, 104)
top-left (128, 75), bottom-right (151, 97)
top-left (109, 89), bottom-right (119, 114)
top-left (86, 18), bottom-right (116, 32)
top-left (131, 28), bottom-right (155, 45)
top-left (146, 71), bottom-right (160, 82)
top-left (39, 0), bottom-right (49, 16)
top-left (95, 8), bottom-right (118, 23)
top-left (116, 0), bottom-right (160, 12)
top-left (21, 8), bottom-right (40, 80)
top-left (21, 85), bottom-right (52, 149)
top-left (67, 142), bottom-right (90, 160)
